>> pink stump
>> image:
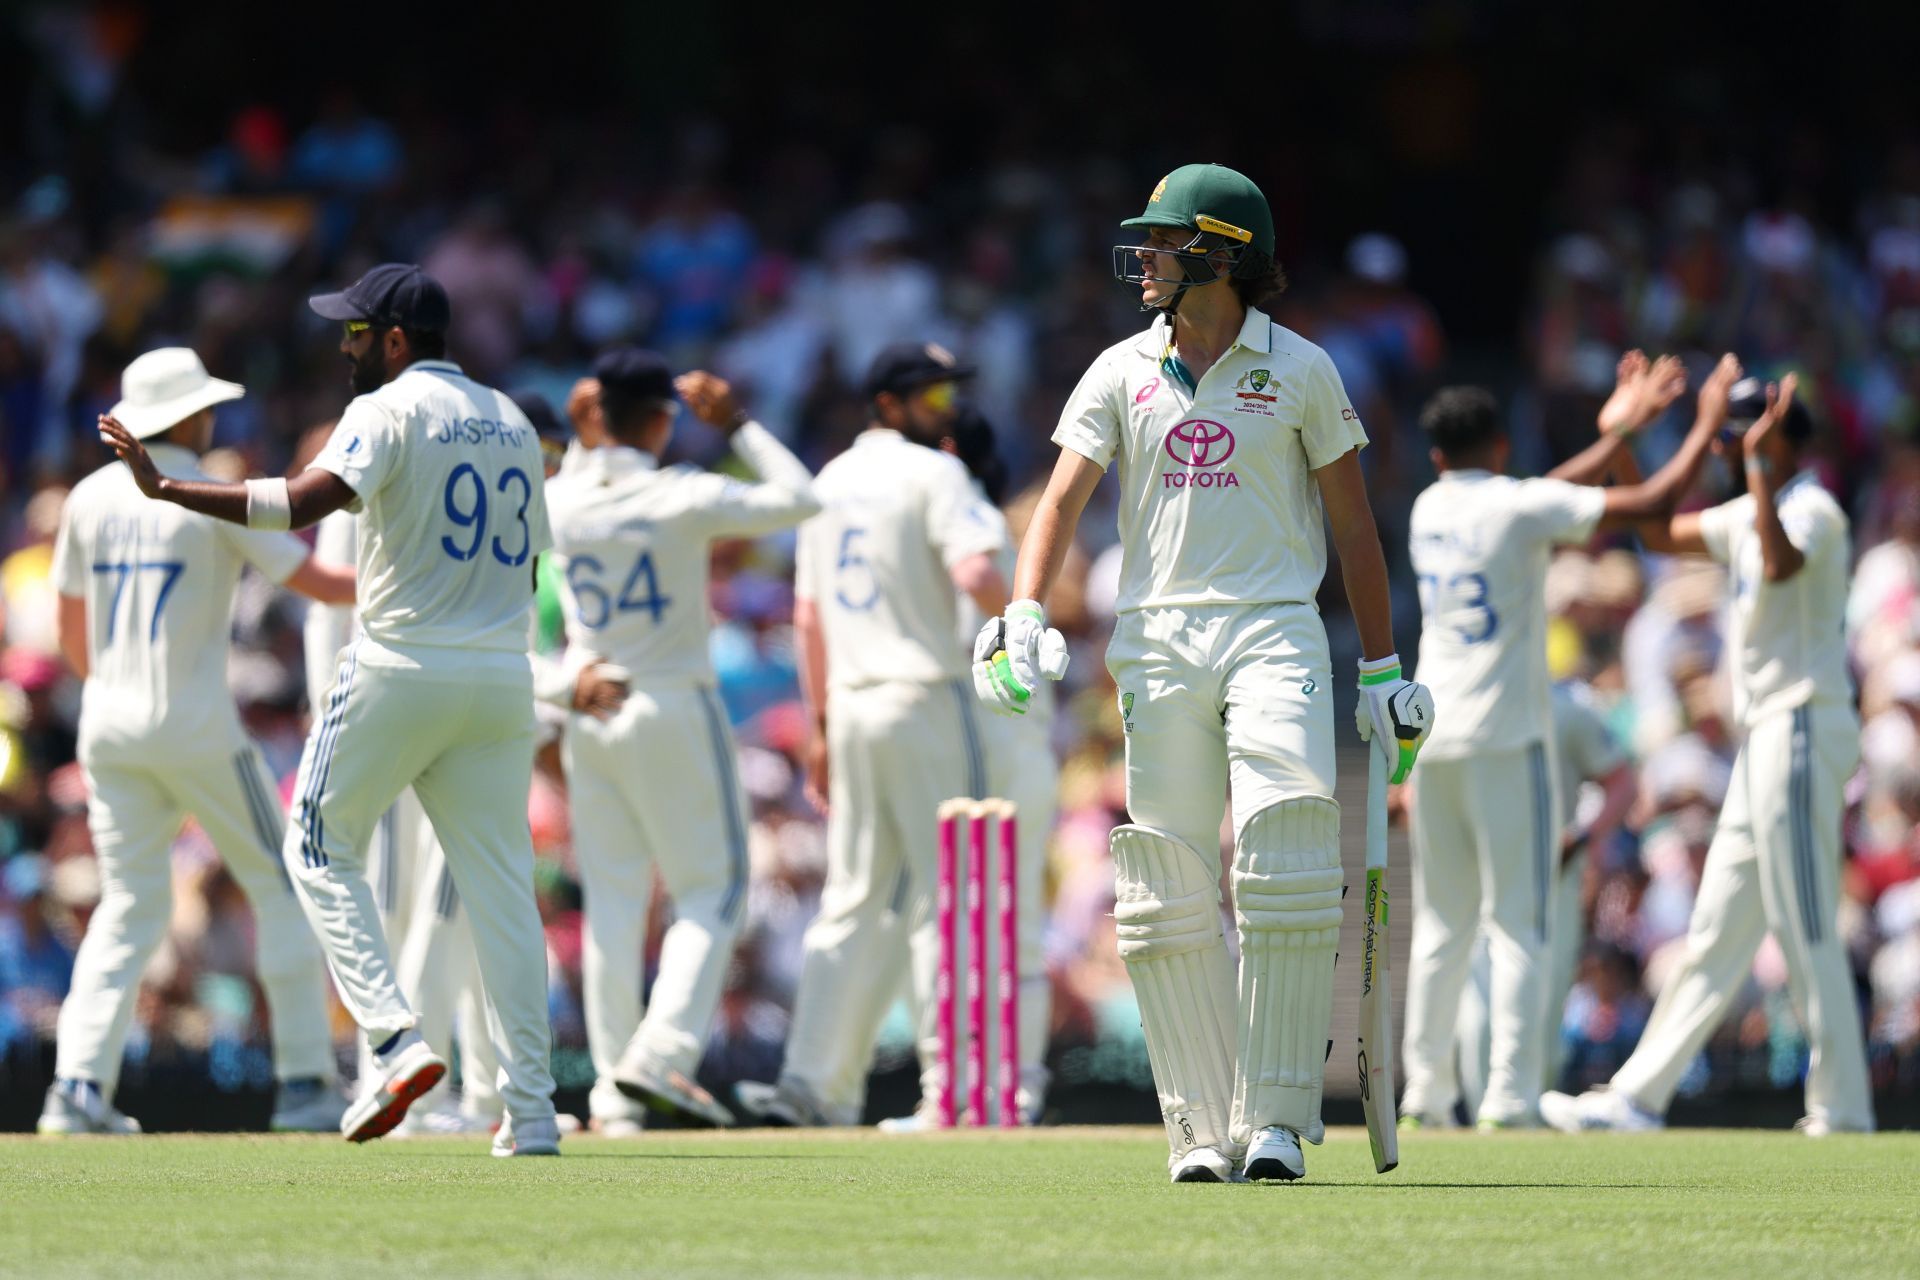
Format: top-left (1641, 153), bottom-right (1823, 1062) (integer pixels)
top-left (966, 807), bottom-right (989, 1128)
top-left (997, 808), bottom-right (1020, 1127)
top-left (936, 807), bottom-right (959, 1128)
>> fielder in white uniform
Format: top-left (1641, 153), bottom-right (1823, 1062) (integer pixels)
top-left (41, 348), bottom-right (356, 1137)
top-left (1402, 357), bottom-right (1737, 1127)
top-left (976, 164), bottom-right (1435, 1184)
top-left (1544, 373), bottom-right (1876, 1136)
top-left (98, 264), bottom-right (563, 1155)
top-left (545, 351), bottom-right (819, 1132)
top-left (877, 406), bottom-right (1058, 1130)
top-left (305, 509), bottom-right (500, 1134)
top-left (740, 342), bottom-right (1010, 1127)
top-left (1453, 678), bottom-right (1635, 1120)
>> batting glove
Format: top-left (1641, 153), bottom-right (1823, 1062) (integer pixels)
top-left (1355, 653), bottom-right (1434, 784)
top-left (972, 600), bottom-right (1069, 717)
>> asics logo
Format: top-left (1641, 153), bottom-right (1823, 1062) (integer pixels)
top-left (1163, 418), bottom-right (1235, 467)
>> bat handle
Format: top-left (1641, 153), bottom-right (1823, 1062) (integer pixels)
top-left (1366, 740), bottom-right (1389, 873)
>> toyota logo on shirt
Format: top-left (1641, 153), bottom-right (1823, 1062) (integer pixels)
top-left (1163, 419), bottom-right (1235, 467)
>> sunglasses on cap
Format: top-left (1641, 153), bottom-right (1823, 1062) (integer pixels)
top-left (914, 381), bottom-right (958, 411)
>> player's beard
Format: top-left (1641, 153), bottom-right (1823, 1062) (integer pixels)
top-left (348, 343), bottom-right (389, 395)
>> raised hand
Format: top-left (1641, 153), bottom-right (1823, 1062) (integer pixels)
top-left (674, 371), bottom-right (745, 434)
top-left (565, 377), bottom-right (606, 448)
top-left (1741, 373), bottom-right (1799, 484)
top-left (1597, 350), bottom-right (1649, 436)
top-left (97, 415), bottom-right (164, 498)
top-left (1694, 353), bottom-right (1745, 438)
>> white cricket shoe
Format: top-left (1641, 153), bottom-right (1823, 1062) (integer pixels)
top-left (391, 1101), bottom-right (497, 1138)
top-left (1243, 1126), bottom-right (1306, 1182)
top-left (340, 1036), bottom-right (447, 1143)
top-left (37, 1081), bottom-right (141, 1136)
top-left (491, 1114), bottom-right (562, 1157)
top-left (1539, 1088), bottom-right (1663, 1134)
top-left (613, 1051), bottom-right (736, 1128)
top-left (270, 1078), bottom-right (350, 1133)
top-left (876, 1104), bottom-right (940, 1134)
top-left (593, 1115), bottom-right (647, 1138)
top-left (1170, 1146), bottom-right (1237, 1183)
top-left (1795, 1115), bottom-right (1873, 1137)
top-left (735, 1079), bottom-right (830, 1127)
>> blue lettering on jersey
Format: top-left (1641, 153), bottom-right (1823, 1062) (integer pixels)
top-left (429, 417), bottom-right (532, 447)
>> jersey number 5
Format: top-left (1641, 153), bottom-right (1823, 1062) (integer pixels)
top-left (441, 463), bottom-right (532, 567)
top-left (566, 552), bottom-right (671, 629)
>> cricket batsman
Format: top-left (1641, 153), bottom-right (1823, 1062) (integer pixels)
top-left (1400, 352), bottom-right (1740, 1129)
top-left (98, 265), bottom-right (563, 1155)
top-left (975, 164), bottom-right (1433, 1182)
top-left (546, 350), bottom-right (819, 1132)
top-left (1542, 373), bottom-right (1875, 1136)
top-left (41, 348), bottom-right (358, 1136)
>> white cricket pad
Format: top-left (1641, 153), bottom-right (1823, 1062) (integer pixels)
top-left (1109, 824), bottom-right (1239, 1166)
top-left (1232, 795), bottom-right (1342, 1144)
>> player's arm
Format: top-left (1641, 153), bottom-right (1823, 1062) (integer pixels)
top-left (1011, 447), bottom-right (1103, 605)
top-left (951, 553), bottom-right (1009, 619)
top-left (56, 593), bottom-right (87, 679)
top-left (1595, 354), bottom-right (1743, 533)
top-left (675, 372), bottom-right (822, 534)
top-left (281, 557), bottom-right (357, 604)
top-left (1548, 351), bottom-right (1687, 486)
top-left (794, 593), bottom-right (830, 812)
top-left (98, 415), bottom-right (355, 531)
top-left (1314, 449), bottom-right (1396, 660)
top-left (1743, 377), bottom-right (1807, 583)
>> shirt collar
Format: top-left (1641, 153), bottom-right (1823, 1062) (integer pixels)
top-left (592, 445), bottom-right (658, 476)
top-left (1131, 306), bottom-right (1274, 358)
top-left (1439, 467), bottom-right (1494, 481)
top-left (403, 359), bottom-right (465, 378)
top-left (857, 427), bottom-right (905, 444)
top-left (1778, 468), bottom-right (1818, 499)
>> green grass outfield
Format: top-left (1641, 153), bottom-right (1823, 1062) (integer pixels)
top-left (3, 1126), bottom-right (1916, 1279)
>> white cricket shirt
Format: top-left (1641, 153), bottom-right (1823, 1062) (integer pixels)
top-left (310, 360), bottom-right (552, 672)
top-left (53, 444), bottom-right (309, 754)
top-left (1697, 472), bottom-right (1853, 729)
top-left (795, 429), bottom-right (1005, 689)
top-left (1051, 307), bottom-right (1367, 613)
top-left (1409, 471), bottom-right (1605, 758)
top-left (954, 491), bottom-right (1053, 725)
top-left (547, 423), bottom-right (819, 680)
top-left (303, 509), bottom-right (359, 706)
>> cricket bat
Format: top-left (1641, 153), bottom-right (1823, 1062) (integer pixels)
top-left (1358, 742), bottom-right (1399, 1174)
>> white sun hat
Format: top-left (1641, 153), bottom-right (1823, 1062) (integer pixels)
top-left (110, 347), bottom-right (245, 440)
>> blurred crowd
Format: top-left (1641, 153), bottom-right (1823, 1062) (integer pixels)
top-left (4, 79), bottom-right (1920, 1122)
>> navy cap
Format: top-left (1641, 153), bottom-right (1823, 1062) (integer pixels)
top-left (309, 263), bottom-right (452, 333)
top-left (591, 347), bottom-right (676, 403)
top-left (865, 341), bottom-right (974, 401)
top-left (508, 388), bottom-right (566, 442)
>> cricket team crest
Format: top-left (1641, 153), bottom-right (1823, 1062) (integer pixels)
top-left (1233, 368), bottom-right (1278, 417)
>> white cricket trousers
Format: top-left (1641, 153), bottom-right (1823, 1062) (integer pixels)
top-left (1403, 741), bottom-right (1560, 1124)
top-left (564, 680), bottom-right (751, 1121)
top-left (58, 742), bottom-right (334, 1095)
top-left (1610, 702), bottom-right (1873, 1129)
top-left (781, 677), bottom-right (982, 1120)
top-left (286, 640), bottom-right (555, 1125)
top-left (361, 795), bottom-right (499, 1117)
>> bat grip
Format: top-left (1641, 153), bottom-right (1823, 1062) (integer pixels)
top-left (1366, 740), bottom-right (1389, 874)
